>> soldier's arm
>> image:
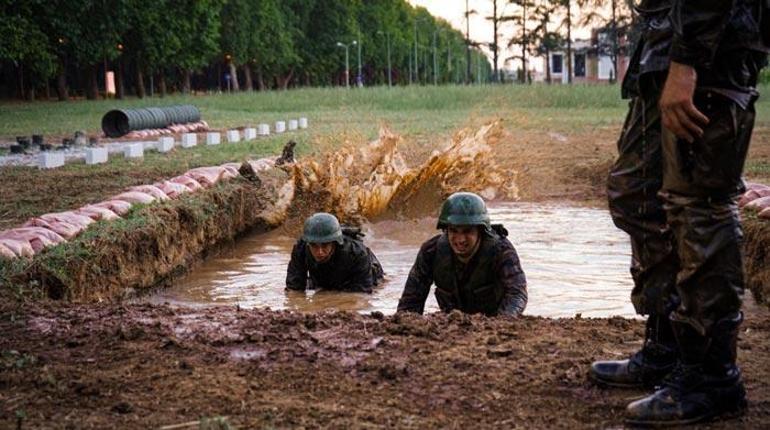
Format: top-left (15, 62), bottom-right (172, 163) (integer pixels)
top-left (661, 1), bottom-right (734, 142)
top-left (338, 246), bottom-right (374, 293)
top-left (285, 240), bottom-right (308, 291)
top-left (496, 239), bottom-right (528, 317)
top-left (669, 0), bottom-right (736, 70)
top-left (396, 238), bottom-right (438, 314)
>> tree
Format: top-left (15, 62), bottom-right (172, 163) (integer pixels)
top-left (171, 0), bottom-right (222, 94)
top-left (485, 0), bottom-right (505, 83)
top-left (66, 0), bottom-right (127, 99)
top-left (0, 1), bottom-right (57, 99)
top-left (579, 0), bottom-right (634, 82)
top-left (531, 0), bottom-right (561, 83)
top-left (506, 0), bottom-right (537, 83)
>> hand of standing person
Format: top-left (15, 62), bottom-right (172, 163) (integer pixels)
top-left (659, 62), bottom-right (710, 143)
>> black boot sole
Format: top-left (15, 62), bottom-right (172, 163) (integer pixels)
top-left (623, 399), bottom-right (747, 427)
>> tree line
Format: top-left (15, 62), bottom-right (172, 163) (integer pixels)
top-left (0, 0), bottom-right (494, 100)
top-left (0, 0), bottom-right (634, 101)
top-left (485, 0), bottom-right (635, 84)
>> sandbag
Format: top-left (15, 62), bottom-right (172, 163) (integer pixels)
top-left (23, 218), bottom-right (84, 240)
top-left (129, 185), bottom-right (170, 201)
top-left (745, 195), bottom-right (770, 211)
top-left (185, 166), bottom-right (235, 187)
top-left (76, 205), bottom-right (120, 221)
top-left (170, 175), bottom-right (204, 192)
top-left (154, 181), bottom-right (191, 199)
top-left (739, 187), bottom-right (770, 207)
top-left (0, 243), bottom-right (16, 259)
top-left (0, 238), bottom-right (34, 258)
top-left (112, 191), bottom-right (156, 205)
top-left (0, 227), bottom-right (66, 252)
top-left (93, 200), bottom-right (133, 216)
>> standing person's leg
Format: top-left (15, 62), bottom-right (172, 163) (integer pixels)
top-left (626, 90), bottom-right (754, 425)
top-left (592, 90), bottom-right (679, 388)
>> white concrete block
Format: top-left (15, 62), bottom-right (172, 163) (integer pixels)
top-left (157, 137), bottom-right (175, 153)
top-left (226, 129), bottom-right (240, 143)
top-left (207, 132), bottom-right (221, 145)
top-left (288, 120), bottom-right (298, 131)
top-left (299, 117), bottom-right (308, 129)
top-left (258, 124), bottom-right (270, 136)
top-left (181, 133), bottom-right (197, 148)
top-left (275, 121), bottom-right (286, 134)
top-left (243, 128), bottom-right (257, 140)
top-left (85, 147), bottom-right (108, 165)
top-left (39, 152), bottom-right (65, 169)
top-left (124, 143), bottom-right (144, 159)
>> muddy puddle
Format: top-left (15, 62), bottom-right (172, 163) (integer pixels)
top-left (148, 202), bottom-right (636, 318)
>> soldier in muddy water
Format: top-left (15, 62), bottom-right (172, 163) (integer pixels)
top-left (396, 192), bottom-right (528, 317)
top-left (591, 0), bottom-right (769, 426)
top-left (285, 212), bottom-right (384, 294)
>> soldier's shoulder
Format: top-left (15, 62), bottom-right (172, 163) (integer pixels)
top-left (341, 235), bottom-right (369, 255)
top-left (418, 234), bottom-right (442, 254)
top-left (492, 234), bottom-right (517, 253)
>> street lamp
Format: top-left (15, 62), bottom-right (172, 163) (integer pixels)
top-left (377, 31), bottom-right (392, 88)
top-left (354, 40), bottom-right (362, 87)
top-left (336, 41), bottom-right (351, 89)
top-left (413, 17), bottom-right (428, 84)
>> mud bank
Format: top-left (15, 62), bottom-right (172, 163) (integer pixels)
top-left (6, 169), bottom-right (291, 302)
top-left (1, 301), bottom-right (768, 429)
top-left (745, 215), bottom-right (770, 306)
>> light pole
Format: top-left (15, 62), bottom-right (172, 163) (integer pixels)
top-left (377, 30), bottom-right (392, 88)
top-left (433, 30), bottom-right (438, 85)
top-left (336, 41), bottom-right (350, 89)
top-left (413, 17), bottom-right (428, 84)
top-left (355, 40), bottom-right (362, 87)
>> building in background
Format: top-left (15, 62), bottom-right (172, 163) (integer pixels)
top-left (536, 27), bottom-right (630, 84)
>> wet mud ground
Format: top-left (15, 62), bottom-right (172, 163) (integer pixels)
top-left (1, 126), bottom-right (769, 428)
top-left (0, 299), bottom-right (768, 429)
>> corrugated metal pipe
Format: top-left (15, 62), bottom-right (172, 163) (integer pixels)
top-left (101, 105), bottom-right (201, 138)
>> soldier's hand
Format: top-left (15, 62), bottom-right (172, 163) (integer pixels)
top-left (659, 62), bottom-right (709, 143)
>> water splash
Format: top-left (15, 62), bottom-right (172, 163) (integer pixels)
top-left (291, 121), bottom-right (518, 223)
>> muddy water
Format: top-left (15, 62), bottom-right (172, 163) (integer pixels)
top-left (149, 203), bottom-right (636, 318)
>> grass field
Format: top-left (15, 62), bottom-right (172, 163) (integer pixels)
top-left (1, 84), bottom-right (769, 229)
top-left (0, 84), bottom-right (634, 139)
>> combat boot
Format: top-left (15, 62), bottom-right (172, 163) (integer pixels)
top-left (590, 313), bottom-right (677, 388)
top-left (625, 314), bottom-right (747, 426)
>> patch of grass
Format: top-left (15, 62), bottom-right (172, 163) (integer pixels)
top-left (746, 160), bottom-right (770, 177)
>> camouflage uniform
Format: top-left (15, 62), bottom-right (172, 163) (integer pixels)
top-left (286, 230), bottom-right (384, 294)
top-left (397, 225), bottom-right (527, 317)
top-left (595, 0), bottom-right (769, 424)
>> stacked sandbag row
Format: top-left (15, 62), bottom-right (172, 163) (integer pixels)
top-left (0, 162), bottom-right (251, 260)
top-left (124, 121), bottom-right (209, 139)
top-left (740, 182), bottom-right (770, 219)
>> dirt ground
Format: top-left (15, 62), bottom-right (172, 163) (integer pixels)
top-left (0, 298), bottom-right (768, 429)
top-left (1, 125), bottom-right (770, 428)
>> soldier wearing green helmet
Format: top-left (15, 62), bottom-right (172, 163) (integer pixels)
top-left (286, 212), bottom-right (384, 293)
top-left (397, 192), bottom-right (528, 316)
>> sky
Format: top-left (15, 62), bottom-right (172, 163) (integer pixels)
top-left (408, 0), bottom-right (598, 72)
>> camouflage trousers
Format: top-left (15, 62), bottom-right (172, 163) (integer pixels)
top-left (607, 87), bottom-right (755, 335)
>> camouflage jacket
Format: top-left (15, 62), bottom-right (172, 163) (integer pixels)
top-left (397, 229), bottom-right (528, 317)
top-left (285, 235), bottom-right (382, 293)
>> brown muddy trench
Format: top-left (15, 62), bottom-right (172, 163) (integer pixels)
top-left (140, 123), bottom-right (634, 317)
top-left (148, 202), bottom-right (635, 318)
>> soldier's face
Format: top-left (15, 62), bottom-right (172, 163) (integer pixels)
top-left (447, 225), bottom-right (480, 258)
top-left (308, 242), bottom-right (336, 263)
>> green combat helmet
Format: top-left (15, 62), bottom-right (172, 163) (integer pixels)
top-left (303, 212), bottom-right (344, 244)
top-left (436, 192), bottom-right (491, 229)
